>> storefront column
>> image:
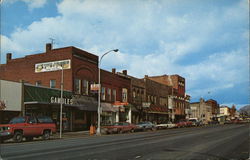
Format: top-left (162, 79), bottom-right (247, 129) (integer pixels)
top-left (128, 106), bottom-right (132, 123)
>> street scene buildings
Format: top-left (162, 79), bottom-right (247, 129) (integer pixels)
top-left (0, 44), bottom-right (243, 131)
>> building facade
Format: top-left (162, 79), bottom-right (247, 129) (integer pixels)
top-left (147, 74), bottom-right (190, 121)
top-left (190, 98), bottom-right (212, 124)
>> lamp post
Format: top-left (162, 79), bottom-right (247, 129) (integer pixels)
top-left (96, 49), bottom-right (119, 135)
top-left (59, 66), bottom-right (64, 139)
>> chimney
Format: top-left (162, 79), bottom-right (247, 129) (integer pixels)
top-left (46, 43), bottom-right (52, 52)
top-left (112, 68), bottom-right (116, 74)
top-left (6, 53), bottom-right (12, 63)
top-left (122, 70), bottom-right (127, 75)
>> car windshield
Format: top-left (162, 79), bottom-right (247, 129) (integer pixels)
top-left (138, 122), bottom-right (146, 124)
top-left (113, 122), bottom-right (123, 126)
top-left (189, 119), bottom-right (197, 122)
top-left (9, 117), bottom-right (26, 124)
top-left (37, 116), bottom-right (53, 123)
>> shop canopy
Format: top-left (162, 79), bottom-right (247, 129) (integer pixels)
top-left (24, 84), bottom-right (97, 111)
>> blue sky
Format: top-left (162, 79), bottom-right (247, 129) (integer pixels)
top-left (0, 0), bottom-right (249, 109)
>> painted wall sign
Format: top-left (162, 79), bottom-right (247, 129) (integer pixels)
top-left (35, 59), bottom-right (71, 73)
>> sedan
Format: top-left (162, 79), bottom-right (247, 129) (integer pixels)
top-left (136, 121), bottom-right (156, 131)
top-left (101, 122), bottom-right (137, 134)
top-left (156, 122), bottom-right (176, 129)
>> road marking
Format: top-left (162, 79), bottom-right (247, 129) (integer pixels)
top-left (135, 156), bottom-right (141, 159)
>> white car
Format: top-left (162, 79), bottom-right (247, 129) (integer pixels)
top-left (156, 122), bottom-right (176, 129)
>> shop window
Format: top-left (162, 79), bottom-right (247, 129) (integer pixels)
top-left (82, 80), bottom-right (89, 95)
top-left (112, 89), bottom-right (116, 102)
top-left (122, 88), bottom-right (128, 102)
top-left (74, 79), bottom-right (81, 94)
top-left (107, 88), bottom-right (111, 101)
top-left (50, 80), bottom-right (56, 88)
top-left (101, 87), bottom-right (106, 100)
top-left (36, 81), bottom-right (41, 86)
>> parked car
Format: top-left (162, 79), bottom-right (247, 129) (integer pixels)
top-left (136, 121), bottom-right (156, 131)
top-left (101, 122), bottom-right (137, 134)
top-left (156, 122), bottom-right (176, 129)
top-left (176, 120), bottom-right (192, 128)
top-left (0, 116), bottom-right (56, 143)
top-left (224, 120), bottom-right (233, 124)
top-left (188, 118), bottom-right (202, 127)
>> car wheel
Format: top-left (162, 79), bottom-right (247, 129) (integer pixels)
top-left (151, 127), bottom-right (156, 131)
top-left (0, 137), bottom-right (4, 143)
top-left (42, 130), bottom-right (51, 140)
top-left (26, 137), bottom-right (34, 141)
top-left (130, 129), bottom-right (134, 133)
top-left (14, 131), bottom-right (23, 143)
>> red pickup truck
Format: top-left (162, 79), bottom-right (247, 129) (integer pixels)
top-left (0, 116), bottom-right (56, 143)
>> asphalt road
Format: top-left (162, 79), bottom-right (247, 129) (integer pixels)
top-left (0, 124), bottom-right (249, 160)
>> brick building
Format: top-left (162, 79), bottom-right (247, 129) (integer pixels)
top-left (118, 71), bottom-right (146, 124)
top-left (100, 69), bottom-right (131, 125)
top-left (143, 75), bottom-right (170, 123)
top-left (205, 99), bottom-right (220, 120)
top-left (0, 44), bottom-right (133, 130)
top-left (147, 74), bottom-right (190, 121)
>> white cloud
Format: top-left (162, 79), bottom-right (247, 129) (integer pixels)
top-left (3, 0), bottom-right (48, 10)
top-left (1, 0), bottom-right (249, 103)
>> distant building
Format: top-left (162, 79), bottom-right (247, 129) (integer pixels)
top-left (190, 98), bottom-right (212, 124)
top-left (205, 99), bottom-right (220, 121)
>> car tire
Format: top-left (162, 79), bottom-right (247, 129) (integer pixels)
top-left (26, 137), bottom-right (34, 141)
top-left (0, 137), bottom-right (3, 143)
top-left (14, 131), bottom-right (23, 143)
top-left (130, 129), bottom-right (134, 133)
top-left (42, 130), bottom-right (51, 140)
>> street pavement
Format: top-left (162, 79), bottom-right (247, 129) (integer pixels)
top-left (0, 124), bottom-right (249, 160)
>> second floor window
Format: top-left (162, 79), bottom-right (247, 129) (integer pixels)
top-left (50, 80), bottom-right (56, 88)
top-left (122, 88), bottom-right (128, 102)
top-left (112, 89), bottom-right (116, 102)
top-left (74, 79), bottom-right (81, 94)
top-left (36, 81), bottom-right (41, 86)
top-left (82, 80), bottom-right (89, 95)
top-left (101, 87), bottom-right (106, 101)
top-left (107, 88), bottom-right (111, 101)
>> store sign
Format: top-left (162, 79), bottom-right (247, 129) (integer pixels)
top-left (35, 59), bottom-right (71, 73)
top-left (90, 84), bottom-right (100, 91)
top-left (50, 97), bottom-right (73, 105)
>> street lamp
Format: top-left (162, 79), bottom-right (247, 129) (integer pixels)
top-left (59, 66), bottom-right (64, 139)
top-left (96, 49), bottom-right (119, 135)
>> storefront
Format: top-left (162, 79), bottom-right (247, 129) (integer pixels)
top-left (146, 106), bottom-right (169, 124)
top-left (24, 84), bottom-right (97, 131)
top-left (101, 102), bottom-right (118, 125)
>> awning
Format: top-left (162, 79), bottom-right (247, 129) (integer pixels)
top-left (146, 105), bottom-right (168, 114)
top-left (101, 103), bottom-right (119, 112)
top-left (24, 101), bottom-right (98, 111)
